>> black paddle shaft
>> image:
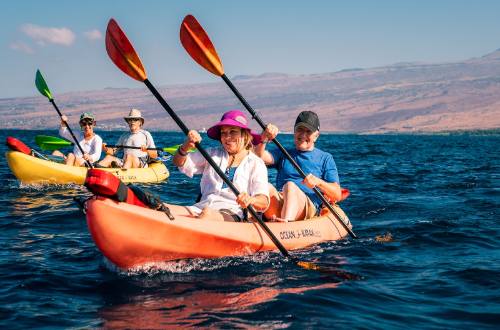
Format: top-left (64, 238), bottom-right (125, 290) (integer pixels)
top-left (143, 79), bottom-right (294, 259)
top-left (49, 99), bottom-right (93, 168)
top-left (106, 145), bottom-right (163, 151)
top-left (221, 74), bottom-right (356, 239)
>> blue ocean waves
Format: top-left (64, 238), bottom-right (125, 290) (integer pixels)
top-left (0, 129), bottom-right (498, 328)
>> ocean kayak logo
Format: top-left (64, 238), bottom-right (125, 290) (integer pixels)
top-left (115, 172), bottom-right (137, 181)
top-left (279, 228), bottom-right (321, 240)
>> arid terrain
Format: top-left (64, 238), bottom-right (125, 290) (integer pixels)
top-left (2, 49), bottom-right (500, 133)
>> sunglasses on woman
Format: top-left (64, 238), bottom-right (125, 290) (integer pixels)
top-left (80, 120), bottom-right (94, 127)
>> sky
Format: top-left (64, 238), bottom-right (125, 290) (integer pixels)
top-left (1, 0), bottom-right (499, 98)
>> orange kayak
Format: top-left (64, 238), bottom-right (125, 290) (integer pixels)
top-left (85, 197), bottom-right (352, 269)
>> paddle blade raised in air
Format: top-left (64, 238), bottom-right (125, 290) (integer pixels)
top-left (35, 70), bottom-right (52, 99)
top-left (105, 18), bottom-right (147, 82)
top-left (180, 15), bottom-right (224, 76)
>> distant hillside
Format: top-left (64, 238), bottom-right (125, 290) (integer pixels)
top-left (1, 49), bottom-right (500, 133)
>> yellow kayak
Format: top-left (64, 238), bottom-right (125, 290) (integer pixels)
top-left (6, 151), bottom-right (169, 184)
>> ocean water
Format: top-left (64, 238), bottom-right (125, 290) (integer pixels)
top-left (0, 129), bottom-right (499, 329)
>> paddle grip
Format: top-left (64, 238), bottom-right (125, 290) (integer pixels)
top-left (221, 75), bottom-right (356, 239)
top-left (49, 99), bottom-right (93, 168)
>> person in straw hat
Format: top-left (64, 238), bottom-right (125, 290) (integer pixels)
top-left (98, 108), bottom-right (157, 168)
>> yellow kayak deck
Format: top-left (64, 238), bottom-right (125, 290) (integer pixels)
top-left (6, 151), bottom-right (169, 184)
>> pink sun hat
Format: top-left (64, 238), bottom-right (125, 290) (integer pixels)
top-left (207, 110), bottom-right (262, 145)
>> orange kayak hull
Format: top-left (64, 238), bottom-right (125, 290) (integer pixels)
top-left (85, 197), bottom-right (352, 269)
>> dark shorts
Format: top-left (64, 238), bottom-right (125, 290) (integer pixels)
top-left (138, 156), bottom-right (149, 168)
top-left (219, 209), bottom-right (243, 222)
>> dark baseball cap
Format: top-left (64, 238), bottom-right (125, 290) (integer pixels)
top-left (294, 111), bottom-right (320, 132)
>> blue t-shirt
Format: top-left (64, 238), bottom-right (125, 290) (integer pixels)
top-left (270, 147), bottom-right (340, 209)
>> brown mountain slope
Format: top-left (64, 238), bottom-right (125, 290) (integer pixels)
top-left (1, 49), bottom-right (500, 133)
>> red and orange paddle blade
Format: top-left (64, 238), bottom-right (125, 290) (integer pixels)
top-left (180, 15), bottom-right (224, 76)
top-left (106, 18), bottom-right (147, 82)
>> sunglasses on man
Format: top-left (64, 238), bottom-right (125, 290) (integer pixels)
top-left (126, 118), bottom-right (141, 123)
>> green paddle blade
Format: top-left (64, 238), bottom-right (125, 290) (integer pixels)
top-left (161, 144), bottom-right (196, 155)
top-left (161, 144), bottom-right (181, 155)
top-left (35, 135), bottom-right (72, 151)
top-left (35, 69), bottom-right (52, 99)
top-left (38, 143), bottom-right (69, 151)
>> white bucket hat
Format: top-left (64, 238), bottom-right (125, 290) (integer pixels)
top-left (124, 108), bottom-right (144, 123)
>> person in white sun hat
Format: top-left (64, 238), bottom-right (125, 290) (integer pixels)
top-left (98, 108), bottom-right (157, 168)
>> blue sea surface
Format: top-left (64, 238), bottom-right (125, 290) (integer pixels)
top-left (0, 129), bottom-right (499, 329)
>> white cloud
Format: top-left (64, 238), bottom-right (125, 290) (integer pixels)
top-left (83, 29), bottom-right (102, 41)
top-left (21, 23), bottom-right (75, 46)
top-left (9, 41), bottom-right (34, 54)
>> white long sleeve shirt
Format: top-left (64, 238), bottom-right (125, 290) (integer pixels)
top-left (178, 146), bottom-right (269, 217)
top-left (59, 127), bottom-right (103, 163)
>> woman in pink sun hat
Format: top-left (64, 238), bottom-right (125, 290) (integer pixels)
top-left (169, 110), bottom-right (269, 222)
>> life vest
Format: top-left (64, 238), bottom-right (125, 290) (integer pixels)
top-left (6, 137), bottom-right (32, 155)
top-left (85, 169), bottom-right (147, 207)
top-left (84, 169), bottom-right (174, 219)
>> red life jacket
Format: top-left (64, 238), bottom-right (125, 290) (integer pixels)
top-left (85, 169), bottom-right (146, 207)
top-left (85, 169), bottom-right (174, 220)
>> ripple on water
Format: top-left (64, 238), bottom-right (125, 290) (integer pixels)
top-left (1, 132), bottom-right (499, 329)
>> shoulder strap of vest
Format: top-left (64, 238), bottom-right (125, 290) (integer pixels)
top-left (128, 184), bottom-right (174, 220)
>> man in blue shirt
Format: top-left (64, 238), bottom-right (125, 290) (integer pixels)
top-left (255, 111), bottom-right (342, 222)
